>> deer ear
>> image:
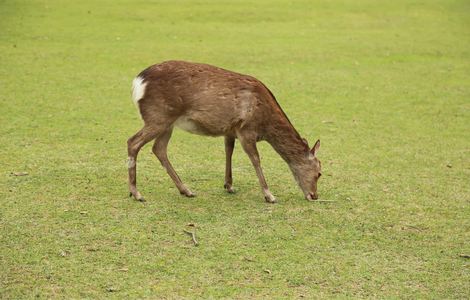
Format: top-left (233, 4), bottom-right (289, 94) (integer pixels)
top-left (310, 139), bottom-right (320, 156)
top-left (301, 138), bottom-right (309, 150)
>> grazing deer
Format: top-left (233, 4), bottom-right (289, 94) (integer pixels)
top-left (128, 60), bottom-right (321, 203)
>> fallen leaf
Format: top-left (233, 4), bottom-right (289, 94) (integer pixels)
top-left (264, 269), bottom-right (272, 274)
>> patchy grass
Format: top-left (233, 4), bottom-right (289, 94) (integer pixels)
top-left (1, 0), bottom-right (469, 298)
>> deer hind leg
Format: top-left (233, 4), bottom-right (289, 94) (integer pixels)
top-left (224, 136), bottom-right (236, 193)
top-left (152, 128), bottom-right (195, 197)
top-left (127, 127), bottom-right (159, 201)
top-left (236, 131), bottom-right (276, 203)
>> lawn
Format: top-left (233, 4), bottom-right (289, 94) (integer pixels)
top-left (1, 0), bottom-right (469, 298)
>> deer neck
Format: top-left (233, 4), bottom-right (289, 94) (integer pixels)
top-left (265, 117), bottom-right (307, 165)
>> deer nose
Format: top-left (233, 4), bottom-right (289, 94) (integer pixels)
top-left (306, 192), bottom-right (318, 201)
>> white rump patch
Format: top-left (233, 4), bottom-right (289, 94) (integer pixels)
top-left (131, 76), bottom-right (147, 105)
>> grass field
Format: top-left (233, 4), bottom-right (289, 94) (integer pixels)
top-left (1, 0), bottom-right (469, 298)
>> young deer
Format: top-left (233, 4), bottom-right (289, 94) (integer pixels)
top-left (128, 60), bottom-right (321, 203)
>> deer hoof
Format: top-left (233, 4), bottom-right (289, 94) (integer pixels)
top-left (135, 193), bottom-right (146, 202)
top-left (224, 184), bottom-right (235, 194)
top-left (181, 190), bottom-right (196, 197)
top-left (265, 195), bottom-right (277, 203)
top-left (129, 191), bottom-right (145, 202)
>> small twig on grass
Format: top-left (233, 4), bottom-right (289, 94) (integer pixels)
top-left (403, 225), bottom-right (423, 231)
top-left (184, 229), bottom-right (199, 247)
top-left (310, 199), bottom-right (337, 203)
top-left (11, 171), bottom-right (28, 176)
top-left (459, 254), bottom-right (470, 259)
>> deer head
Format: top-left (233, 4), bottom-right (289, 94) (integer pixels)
top-left (289, 139), bottom-right (322, 200)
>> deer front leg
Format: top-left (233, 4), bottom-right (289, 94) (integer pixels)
top-left (224, 136), bottom-right (236, 193)
top-left (152, 128), bottom-right (195, 197)
top-left (237, 132), bottom-right (276, 203)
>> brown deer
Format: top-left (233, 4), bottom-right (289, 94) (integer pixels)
top-left (127, 60), bottom-right (321, 203)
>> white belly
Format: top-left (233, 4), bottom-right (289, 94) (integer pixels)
top-left (174, 116), bottom-right (205, 135)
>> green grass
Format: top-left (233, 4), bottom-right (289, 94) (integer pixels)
top-left (1, 0), bottom-right (469, 298)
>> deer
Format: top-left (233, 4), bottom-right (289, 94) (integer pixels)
top-left (127, 60), bottom-right (321, 203)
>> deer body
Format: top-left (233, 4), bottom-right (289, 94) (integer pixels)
top-left (128, 60), bottom-right (321, 202)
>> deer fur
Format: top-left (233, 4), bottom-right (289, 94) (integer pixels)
top-left (127, 60), bottom-right (321, 203)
